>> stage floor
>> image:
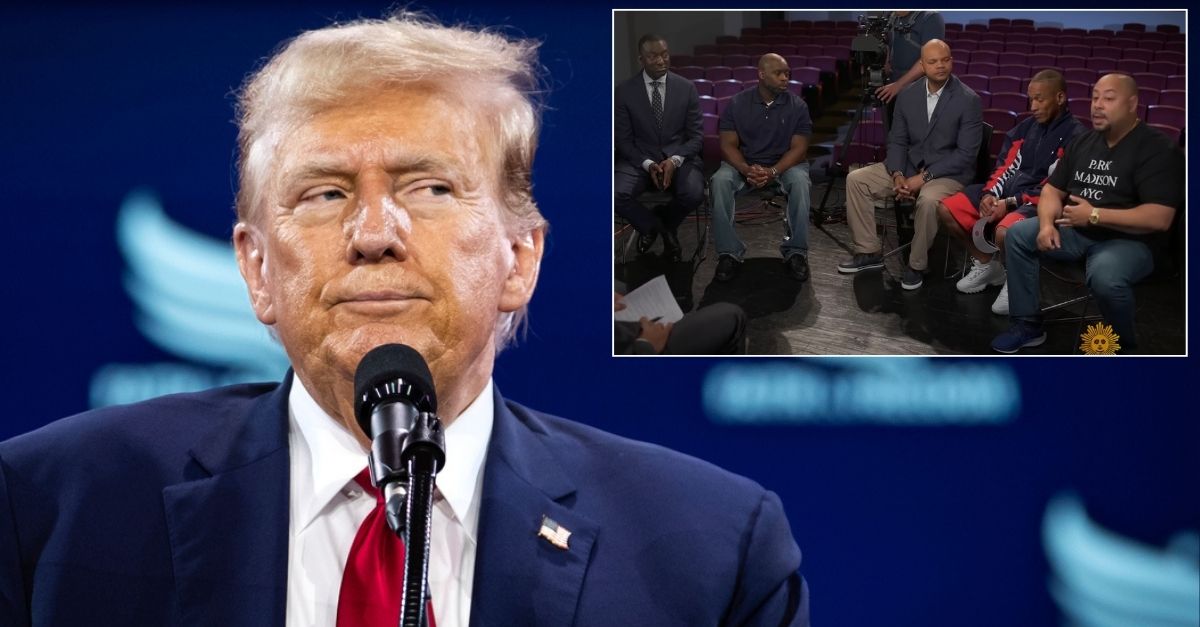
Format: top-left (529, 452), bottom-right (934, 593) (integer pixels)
top-left (614, 185), bottom-right (1185, 356)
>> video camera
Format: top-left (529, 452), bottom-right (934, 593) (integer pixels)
top-left (851, 12), bottom-right (890, 105)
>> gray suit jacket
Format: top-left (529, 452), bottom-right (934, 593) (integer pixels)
top-left (885, 75), bottom-right (982, 185)
top-left (614, 71), bottom-right (703, 174)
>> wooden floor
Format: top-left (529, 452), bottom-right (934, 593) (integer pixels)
top-left (614, 87), bottom-right (1186, 356)
top-left (615, 197), bottom-right (1185, 355)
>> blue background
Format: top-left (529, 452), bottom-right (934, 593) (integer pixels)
top-left (2, 4), bottom-right (1196, 626)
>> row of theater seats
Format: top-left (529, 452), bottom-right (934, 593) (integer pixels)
top-left (680, 19), bottom-right (1185, 171)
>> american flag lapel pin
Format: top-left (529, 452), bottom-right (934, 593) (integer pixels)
top-left (537, 515), bottom-right (571, 550)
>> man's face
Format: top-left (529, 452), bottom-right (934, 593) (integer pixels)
top-left (235, 85), bottom-right (542, 424)
top-left (639, 39), bottom-right (670, 80)
top-left (1027, 81), bottom-right (1064, 124)
top-left (1090, 76), bottom-right (1137, 133)
top-left (921, 46), bottom-right (952, 84)
top-left (759, 59), bottom-right (791, 96)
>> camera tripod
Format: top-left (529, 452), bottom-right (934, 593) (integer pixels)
top-left (811, 67), bottom-right (889, 226)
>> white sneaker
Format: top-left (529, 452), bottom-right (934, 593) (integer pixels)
top-left (992, 282), bottom-right (1010, 315)
top-left (956, 258), bottom-right (1006, 294)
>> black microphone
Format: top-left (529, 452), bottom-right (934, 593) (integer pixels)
top-left (354, 343), bottom-right (445, 533)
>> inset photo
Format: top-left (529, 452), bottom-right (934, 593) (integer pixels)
top-left (613, 10), bottom-right (1185, 356)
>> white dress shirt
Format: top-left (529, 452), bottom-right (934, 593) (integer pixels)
top-left (639, 70), bottom-right (684, 172)
top-left (926, 80), bottom-right (946, 122)
top-left (285, 374), bottom-right (493, 627)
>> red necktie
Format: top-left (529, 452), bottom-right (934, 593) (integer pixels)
top-left (337, 468), bottom-right (436, 627)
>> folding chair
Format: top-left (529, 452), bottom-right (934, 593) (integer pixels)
top-left (881, 122), bottom-right (994, 269)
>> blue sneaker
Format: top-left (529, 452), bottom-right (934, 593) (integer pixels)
top-left (992, 321), bottom-right (1047, 354)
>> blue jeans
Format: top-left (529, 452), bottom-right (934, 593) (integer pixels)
top-left (1005, 219), bottom-right (1154, 347)
top-left (709, 161), bottom-right (811, 261)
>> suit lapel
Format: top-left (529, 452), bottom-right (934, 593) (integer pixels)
top-left (163, 377), bottom-right (292, 627)
top-left (924, 79), bottom-right (955, 141)
top-left (469, 392), bottom-right (598, 627)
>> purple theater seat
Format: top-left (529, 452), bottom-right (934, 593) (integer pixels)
top-left (1158, 89), bottom-right (1185, 108)
top-left (712, 79), bottom-right (743, 99)
top-left (1147, 60), bottom-right (1180, 76)
top-left (970, 61), bottom-right (999, 76)
top-left (1065, 79), bottom-right (1091, 101)
top-left (1059, 55), bottom-right (1087, 70)
top-left (998, 64), bottom-right (1027, 79)
top-left (1061, 44), bottom-right (1090, 57)
top-left (705, 66), bottom-right (733, 81)
top-left (1133, 72), bottom-right (1168, 91)
top-left (1093, 46), bottom-right (1122, 59)
top-left (977, 40), bottom-right (1005, 53)
top-left (1027, 53), bottom-right (1057, 70)
top-left (1166, 75), bottom-right (1184, 90)
top-left (692, 78), bottom-right (714, 97)
top-left (990, 92), bottom-right (1028, 112)
top-left (1086, 57), bottom-right (1118, 73)
top-left (724, 54), bottom-right (752, 68)
top-left (695, 44), bottom-right (720, 56)
top-left (695, 54), bottom-right (723, 67)
top-left (702, 112), bottom-right (718, 135)
top-left (960, 74), bottom-right (990, 92)
top-left (1031, 44), bottom-right (1061, 58)
top-left (970, 49), bottom-right (999, 65)
top-left (975, 89), bottom-right (992, 108)
top-left (989, 129), bottom-right (1006, 159)
top-left (1155, 50), bottom-right (1185, 65)
top-left (1137, 87), bottom-right (1158, 106)
top-left (982, 109), bottom-right (1018, 133)
top-left (698, 95), bottom-right (717, 115)
top-left (1122, 22), bottom-right (1146, 32)
top-left (990, 76), bottom-right (1022, 93)
top-left (1156, 24), bottom-right (1180, 33)
top-left (676, 66), bottom-right (705, 80)
top-left (1148, 124), bottom-right (1182, 145)
top-left (1122, 48), bottom-right (1155, 63)
top-left (1005, 51), bottom-right (1029, 65)
top-left (1068, 98), bottom-right (1093, 120)
top-left (1146, 105), bottom-right (1185, 129)
top-left (1117, 59), bottom-right (1148, 74)
top-left (672, 54), bottom-right (693, 67)
top-left (731, 66), bottom-right (758, 82)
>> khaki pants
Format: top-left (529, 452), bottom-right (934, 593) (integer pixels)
top-left (845, 162), bottom-right (964, 271)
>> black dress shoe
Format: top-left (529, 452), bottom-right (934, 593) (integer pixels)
top-left (786, 255), bottom-right (810, 282)
top-left (637, 230), bottom-right (657, 255)
top-left (715, 255), bottom-right (739, 282)
top-left (662, 229), bottom-right (682, 261)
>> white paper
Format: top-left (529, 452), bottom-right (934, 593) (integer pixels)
top-left (614, 275), bottom-right (684, 323)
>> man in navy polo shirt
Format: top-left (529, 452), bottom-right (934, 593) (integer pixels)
top-left (710, 53), bottom-right (813, 282)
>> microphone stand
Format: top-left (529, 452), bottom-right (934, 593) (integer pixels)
top-left (392, 411), bottom-right (445, 627)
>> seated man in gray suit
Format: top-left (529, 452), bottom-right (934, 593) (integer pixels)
top-left (837, 39), bottom-right (982, 290)
top-left (615, 34), bottom-right (704, 261)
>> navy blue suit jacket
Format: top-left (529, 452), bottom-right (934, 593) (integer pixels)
top-left (614, 71), bottom-right (703, 175)
top-left (0, 378), bottom-right (808, 626)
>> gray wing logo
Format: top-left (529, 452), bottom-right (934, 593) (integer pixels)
top-left (1044, 493), bottom-right (1199, 626)
top-left (116, 189), bottom-right (288, 373)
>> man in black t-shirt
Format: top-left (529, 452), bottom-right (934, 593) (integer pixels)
top-left (992, 73), bottom-right (1184, 354)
